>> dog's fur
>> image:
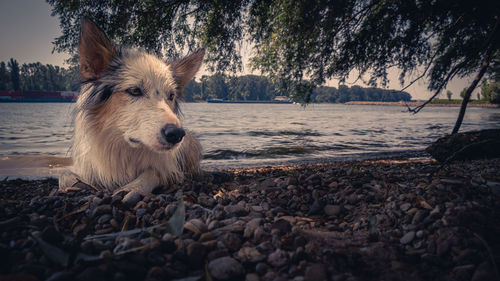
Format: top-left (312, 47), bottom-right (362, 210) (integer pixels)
top-left (59, 19), bottom-right (204, 195)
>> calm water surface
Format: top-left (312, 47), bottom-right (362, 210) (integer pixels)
top-left (0, 103), bottom-right (499, 176)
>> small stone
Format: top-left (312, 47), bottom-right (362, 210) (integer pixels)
top-left (111, 194), bottom-right (122, 205)
top-left (208, 257), bottom-right (245, 280)
top-left (452, 264), bottom-right (475, 281)
top-left (419, 200), bottom-right (433, 210)
top-left (416, 230), bottom-right (424, 238)
top-left (135, 208), bottom-right (147, 217)
top-left (184, 219), bottom-right (208, 234)
top-left (246, 273), bottom-right (260, 281)
top-left (199, 232), bottom-right (216, 242)
top-left (224, 204), bottom-right (249, 216)
top-left (220, 233), bottom-right (241, 252)
top-left (271, 219), bottom-right (291, 235)
top-left (285, 177), bottom-right (298, 186)
top-left (253, 227), bottom-right (269, 243)
top-left (323, 205), bottom-right (341, 216)
top-left (122, 191), bottom-right (142, 207)
top-left (92, 204), bottom-right (112, 217)
top-left (237, 247), bottom-right (266, 263)
top-left (400, 231), bottom-right (415, 245)
top-left (328, 181), bottom-right (338, 188)
top-left (304, 263), bottom-right (327, 281)
top-left (76, 267), bottom-right (107, 281)
top-left (147, 266), bottom-right (165, 279)
top-left (255, 262), bottom-right (268, 275)
top-left (400, 203), bottom-right (411, 212)
top-left (437, 239), bottom-right (450, 256)
top-left (97, 214), bottom-right (112, 224)
top-left (244, 218), bottom-right (263, 238)
top-left (267, 249), bottom-right (288, 267)
top-left (186, 242), bottom-right (207, 266)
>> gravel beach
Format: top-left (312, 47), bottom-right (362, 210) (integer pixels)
top-left (1, 157), bottom-right (500, 281)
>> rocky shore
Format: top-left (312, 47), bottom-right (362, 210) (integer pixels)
top-left (1, 158), bottom-right (500, 281)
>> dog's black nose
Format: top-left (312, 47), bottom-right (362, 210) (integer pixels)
top-left (161, 125), bottom-right (185, 145)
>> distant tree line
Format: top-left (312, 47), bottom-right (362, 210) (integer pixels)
top-left (0, 58), bottom-right (78, 91)
top-left (1, 59), bottom-right (413, 102)
top-left (183, 74), bottom-right (412, 103)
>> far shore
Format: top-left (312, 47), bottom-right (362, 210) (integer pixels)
top-left (344, 101), bottom-right (500, 108)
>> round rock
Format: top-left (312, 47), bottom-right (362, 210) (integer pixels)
top-left (400, 231), bottom-right (416, 245)
top-left (208, 256), bottom-right (245, 280)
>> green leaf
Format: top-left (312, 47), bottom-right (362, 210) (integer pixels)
top-left (165, 196), bottom-right (185, 236)
top-left (32, 235), bottom-right (70, 267)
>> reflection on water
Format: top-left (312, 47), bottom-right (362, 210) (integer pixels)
top-left (0, 103), bottom-right (499, 175)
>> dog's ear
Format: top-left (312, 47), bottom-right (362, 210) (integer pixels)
top-left (171, 49), bottom-right (205, 87)
top-left (79, 19), bottom-right (116, 80)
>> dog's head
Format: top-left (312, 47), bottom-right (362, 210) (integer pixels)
top-left (78, 19), bottom-right (204, 152)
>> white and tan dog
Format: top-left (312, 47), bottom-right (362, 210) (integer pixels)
top-left (59, 19), bottom-right (204, 200)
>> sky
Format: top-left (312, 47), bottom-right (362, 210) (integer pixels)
top-left (0, 1), bottom-right (479, 100)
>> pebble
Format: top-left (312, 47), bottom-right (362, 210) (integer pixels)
top-left (186, 242), bottom-right (207, 266)
top-left (400, 203), bottom-right (411, 211)
top-left (255, 262), bottom-right (269, 275)
top-left (323, 205), bottom-right (341, 216)
top-left (224, 204), bottom-right (249, 216)
top-left (267, 249), bottom-right (289, 267)
top-left (3, 158), bottom-right (500, 281)
top-left (91, 204), bottom-right (111, 217)
top-left (244, 218), bottom-right (263, 238)
top-left (237, 247), bottom-right (266, 263)
top-left (208, 256), bottom-right (245, 280)
top-left (246, 273), bottom-right (261, 281)
top-left (271, 219), bottom-right (291, 235)
top-left (184, 219), bottom-right (208, 234)
top-left (220, 232), bottom-right (241, 251)
top-left (400, 231), bottom-right (415, 245)
top-left (122, 191), bottom-right (142, 207)
top-left (304, 263), bottom-right (327, 281)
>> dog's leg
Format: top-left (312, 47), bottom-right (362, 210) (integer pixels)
top-left (113, 170), bottom-right (160, 206)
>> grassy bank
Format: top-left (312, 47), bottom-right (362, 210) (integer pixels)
top-left (1, 158), bottom-right (500, 280)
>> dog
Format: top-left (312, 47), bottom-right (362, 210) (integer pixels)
top-left (59, 19), bottom-right (204, 201)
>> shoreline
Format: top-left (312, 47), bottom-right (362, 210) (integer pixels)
top-left (0, 150), bottom-right (428, 179)
top-left (1, 157), bottom-right (499, 280)
top-left (344, 101), bottom-right (500, 107)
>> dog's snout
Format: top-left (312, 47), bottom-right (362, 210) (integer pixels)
top-left (161, 125), bottom-right (185, 145)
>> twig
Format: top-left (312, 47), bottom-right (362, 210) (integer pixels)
top-left (84, 222), bottom-right (169, 241)
top-left (406, 61), bottom-right (465, 114)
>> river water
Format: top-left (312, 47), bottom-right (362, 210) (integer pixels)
top-left (0, 103), bottom-right (499, 177)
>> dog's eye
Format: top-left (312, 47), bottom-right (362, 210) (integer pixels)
top-left (168, 92), bottom-right (175, 101)
top-left (126, 87), bottom-right (143, 97)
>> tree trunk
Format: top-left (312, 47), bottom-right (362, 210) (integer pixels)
top-left (451, 17), bottom-right (499, 134)
top-left (451, 59), bottom-right (490, 134)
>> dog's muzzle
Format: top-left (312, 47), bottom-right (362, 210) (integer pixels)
top-left (161, 124), bottom-right (185, 145)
